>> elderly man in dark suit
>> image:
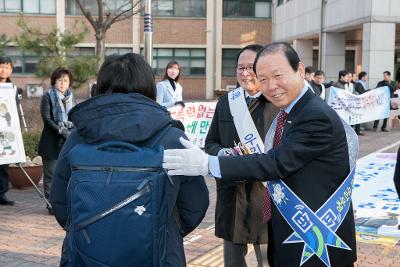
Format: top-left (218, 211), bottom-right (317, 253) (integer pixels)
top-left (164, 42), bottom-right (357, 267)
top-left (205, 44), bottom-right (278, 267)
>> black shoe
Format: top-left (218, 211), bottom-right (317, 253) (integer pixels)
top-left (356, 131), bottom-right (365, 136)
top-left (0, 194), bottom-right (15, 206)
top-left (382, 128), bottom-right (390, 132)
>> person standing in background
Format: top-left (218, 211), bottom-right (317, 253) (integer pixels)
top-left (310, 70), bottom-right (326, 100)
top-left (304, 66), bottom-right (315, 83)
top-left (38, 67), bottom-right (76, 214)
top-left (373, 71), bottom-right (396, 132)
top-left (0, 56), bottom-right (16, 205)
top-left (156, 61), bottom-right (184, 109)
top-left (205, 44), bottom-right (278, 267)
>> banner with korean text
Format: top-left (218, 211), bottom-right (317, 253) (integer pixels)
top-left (327, 86), bottom-right (390, 125)
top-left (169, 102), bottom-right (216, 148)
top-left (352, 153), bottom-right (400, 246)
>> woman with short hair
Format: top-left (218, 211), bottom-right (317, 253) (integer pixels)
top-left (38, 67), bottom-right (76, 214)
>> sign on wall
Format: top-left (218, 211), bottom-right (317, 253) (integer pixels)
top-left (0, 83), bottom-right (25, 165)
top-left (327, 86), bottom-right (390, 125)
top-left (169, 102), bottom-right (216, 148)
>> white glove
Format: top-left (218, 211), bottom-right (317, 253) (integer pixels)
top-left (163, 137), bottom-right (209, 176)
top-left (217, 148), bottom-right (231, 156)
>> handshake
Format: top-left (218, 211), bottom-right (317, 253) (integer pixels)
top-left (58, 121), bottom-right (74, 138)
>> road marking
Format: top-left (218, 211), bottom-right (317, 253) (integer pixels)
top-left (360, 139), bottom-right (400, 159)
top-left (187, 244), bottom-right (255, 267)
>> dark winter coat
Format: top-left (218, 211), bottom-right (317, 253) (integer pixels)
top-left (38, 92), bottom-right (66, 160)
top-left (205, 93), bottom-right (278, 244)
top-left (50, 93), bottom-right (209, 267)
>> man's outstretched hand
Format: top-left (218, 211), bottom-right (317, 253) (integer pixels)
top-left (163, 137), bottom-right (209, 176)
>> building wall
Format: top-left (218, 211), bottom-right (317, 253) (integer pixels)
top-left (222, 19), bottom-right (272, 45)
top-left (142, 18), bottom-right (207, 45)
top-left (275, 0), bottom-right (400, 41)
top-left (274, 0), bottom-right (321, 41)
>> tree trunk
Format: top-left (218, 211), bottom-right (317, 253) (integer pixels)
top-left (95, 31), bottom-right (106, 69)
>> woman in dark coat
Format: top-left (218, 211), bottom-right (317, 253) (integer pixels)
top-left (38, 67), bottom-right (76, 213)
top-left (50, 53), bottom-right (209, 267)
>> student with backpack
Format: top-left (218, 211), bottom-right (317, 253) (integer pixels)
top-left (50, 53), bottom-right (209, 267)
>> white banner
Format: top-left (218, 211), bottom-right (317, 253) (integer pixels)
top-left (169, 102), bottom-right (216, 148)
top-left (327, 86), bottom-right (390, 125)
top-left (0, 83), bottom-right (25, 165)
top-left (352, 153), bottom-right (400, 246)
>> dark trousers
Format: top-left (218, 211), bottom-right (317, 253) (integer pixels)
top-left (42, 158), bottom-right (57, 201)
top-left (354, 124), bottom-right (361, 133)
top-left (0, 164), bottom-right (10, 195)
top-left (373, 118), bottom-right (388, 130)
top-left (223, 240), bottom-right (268, 267)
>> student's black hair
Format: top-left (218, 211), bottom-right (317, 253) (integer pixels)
top-left (162, 60), bottom-right (181, 82)
top-left (0, 56), bottom-right (13, 66)
top-left (358, 71), bottom-right (367, 80)
top-left (254, 42), bottom-right (301, 74)
top-left (305, 66), bottom-right (315, 74)
top-left (338, 70), bottom-right (348, 80)
top-left (50, 67), bottom-right (73, 87)
top-left (96, 53), bottom-right (156, 100)
top-left (315, 70), bottom-right (325, 77)
top-left (383, 70), bottom-right (391, 76)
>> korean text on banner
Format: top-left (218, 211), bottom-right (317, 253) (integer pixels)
top-left (169, 102), bottom-right (216, 148)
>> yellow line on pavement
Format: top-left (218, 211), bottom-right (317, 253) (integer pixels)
top-left (187, 244), bottom-right (254, 267)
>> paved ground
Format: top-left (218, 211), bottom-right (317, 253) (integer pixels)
top-left (1, 125), bottom-right (400, 267)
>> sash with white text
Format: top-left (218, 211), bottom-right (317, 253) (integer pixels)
top-left (228, 87), bottom-right (265, 154)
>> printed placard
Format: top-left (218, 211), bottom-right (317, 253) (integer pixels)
top-left (0, 83), bottom-right (25, 164)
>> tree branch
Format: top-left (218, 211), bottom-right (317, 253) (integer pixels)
top-left (76, 0), bottom-right (97, 29)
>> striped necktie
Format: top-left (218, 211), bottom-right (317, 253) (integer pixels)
top-left (263, 110), bottom-right (288, 223)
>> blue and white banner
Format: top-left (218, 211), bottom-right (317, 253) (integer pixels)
top-left (327, 86), bottom-right (390, 125)
top-left (352, 153), bottom-right (400, 246)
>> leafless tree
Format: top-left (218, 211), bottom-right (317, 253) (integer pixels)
top-left (76, 0), bottom-right (143, 67)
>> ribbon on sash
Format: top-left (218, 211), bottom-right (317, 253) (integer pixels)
top-left (264, 115), bottom-right (358, 267)
top-left (228, 87), bottom-right (265, 154)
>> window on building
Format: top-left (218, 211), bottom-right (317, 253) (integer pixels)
top-left (66, 0), bottom-right (134, 16)
top-left (152, 0), bottom-right (206, 17)
top-left (67, 47), bottom-right (96, 56)
top-left (105, 47), bottom-right (133, 57)
top-left (223, 0), bottom-right (271, 18)
top-left (345, 50), bottom-right (355, 74)
top-left (145, 48), bottom-right (206, 76)
top-left (5, 47), bottom-right (39, 74)
top-left (277, 0), bottom-right (284, 6)
top-left (222, 49), bottom-right (240, 77)
top-left (0, 0), bottom-right (55, 14)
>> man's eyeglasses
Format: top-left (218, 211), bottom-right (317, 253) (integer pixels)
top-left (236, 66), bottom-right (254, 73)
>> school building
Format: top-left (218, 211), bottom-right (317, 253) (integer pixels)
top-left (0, 0), bottom-right (273, 100)
top-left (274, 0), bottom-right (400, 88)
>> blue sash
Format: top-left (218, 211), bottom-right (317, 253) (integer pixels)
top-left (265, 117), bottom-right (358, 267)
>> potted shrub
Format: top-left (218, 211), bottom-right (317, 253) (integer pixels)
top-left (8, 131), bottom-right (42, 189)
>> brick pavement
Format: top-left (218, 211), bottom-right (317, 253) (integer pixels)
top-left (1, 127), bottom-right (400, 266)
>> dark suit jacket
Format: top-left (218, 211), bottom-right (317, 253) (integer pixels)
top-left (205, 94), bottom-right (278, 244)
top-left (37, 92), bottom-right (65, 160)
top-left (219, 90), bottom-right (357, 267)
